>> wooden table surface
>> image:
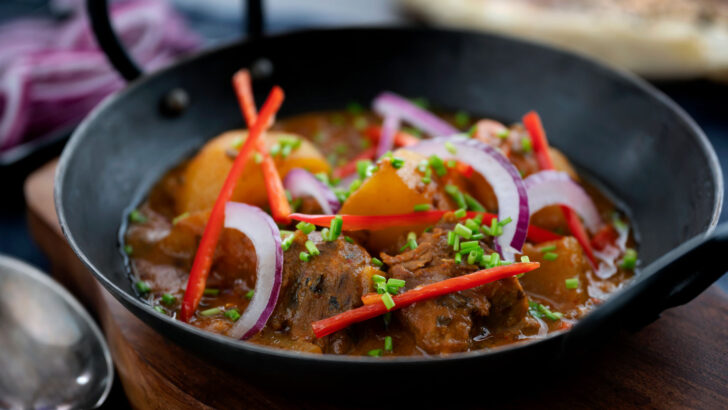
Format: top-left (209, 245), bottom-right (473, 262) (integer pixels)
top-left (26, 160), bottom-right (728, 409)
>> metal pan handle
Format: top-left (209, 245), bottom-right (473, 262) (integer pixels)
top-left (86, 0), bottom-right (265, 81)
top-left (650, 222), bottom-right (728, 312)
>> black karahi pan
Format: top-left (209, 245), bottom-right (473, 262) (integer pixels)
top-left (55, 0), bottom-right (726, 391)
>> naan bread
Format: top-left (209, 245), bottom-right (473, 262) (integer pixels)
top-left (402, 0), bottom-right (728, 80)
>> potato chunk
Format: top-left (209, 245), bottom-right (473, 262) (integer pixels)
top-left (339, 149), bottom-right (454, 253)
top-left (519, 237), bottom-right (590, 315)
top-left (177, 130), bottom-right (329, 214)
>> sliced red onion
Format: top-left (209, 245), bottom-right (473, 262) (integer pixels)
top-left (0, 0), bottom-right (200, 152)
top-left (524, 170), bottom-right (602, 234)
top-left (372, 91), bottom-right (458, 137)
top-left (224, 202), bottom-right (283, 340)
top-left (283, 168), bottom-right (341, 214)
top-left (408, 135), bottom-right (529, 260)
top-left (376, 114), bottom-right (400, 158)
top-left (594, 217), bottom-right (630, 279)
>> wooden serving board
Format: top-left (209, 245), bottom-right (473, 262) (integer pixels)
top-left (25, 159), bottom-right (728, 409)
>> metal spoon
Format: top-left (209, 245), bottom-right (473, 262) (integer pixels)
top-left (0, 255), bottom-right (112, 409)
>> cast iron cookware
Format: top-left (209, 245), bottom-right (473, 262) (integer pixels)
top-left (56, 0), bottom-right (726, 389)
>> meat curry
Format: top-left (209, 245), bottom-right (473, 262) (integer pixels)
top-left (123, 71), bottom-right (636, 356)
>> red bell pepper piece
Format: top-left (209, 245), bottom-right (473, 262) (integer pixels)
top-left (179, 84), bottom-right (285, 322)
top-left (523, 111), bottom-right (597, 266)
top-left (591, 225), bottom-right (618, 251)
top-left (288, 211), bottom-right (559, 243)
top-left (312, 262), bottom-right (540, 338)
top-left (364, 125), bottom-right (420, 147)
top-left (233, 70), bottom-right (291, 224)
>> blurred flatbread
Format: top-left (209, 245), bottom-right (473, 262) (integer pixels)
top-left (401, 0), bottom-right (728, 80)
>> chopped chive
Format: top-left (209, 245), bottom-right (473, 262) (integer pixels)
top-left (381, 293), bottom-right (395, 310)
top-left (446, 159), bottom-right (457, 168)
top-left (387, 278), bottom-right (406, 289)
top-left (245, 290), bottom-right (255, 299)
top-left (225, 308), bottom-right (241, 321)
top-left (305, 240), bottom-right (320, 256)
top-left (565, 277), bottom-right (580, 290)
top-left (357, 159), bottom-right (373, 179)
top-left (416, 159), bottom-right (429, 173)
top-left (135, 280), bottom-right (150, 295)
top-left (200, 307), bottom-right (222, 317)
top-left (447, 231), bottom-right (456, 246)
top-left (172, 212), bottom-right (190, 225)
top-left (460, 240), bottom-right (479, 251)
top-left (203, 288), bottom-right (220, 296)
top-left (421, 167), bottom-right (432, 184)
top-left (269, 143), bottom-right (281, 156)
top-left (467, 250), bottom-right (479, 265)
top-left (161, 293), bottom-right (176, 306)
top-left (281, 235), bottom-right (295, 251)
top-left (299, 251), bottom-right (310, 262)
top-left (428, 155), bottom-right (447, 177)
top-left (367, 349), bottom-right (383, 357)
top-left (129, 209), bottom-right (147, 224)
top-left (329, 215), bottom-right (343, 240)
top-left (464, 194), bottom-right (486, 212)
top-left (296, 222), bottom-right (315, 234)
top-left (348, 179), bottom-right (362, 194)
top-left (465, 219), bottom-right (481, 232)
top-left (231, 137), bottom-right (244, 150)
top-left (320, 228), bottom-right (330, 241)
top-left (390, 157), bottom-right (405, 169)
top-left (345, 236), bottom-right (355, 244)
top-left (253, 152), bottom-right (263, 164)
top-left (520, 256), bottom-right (530, 263)
top-left (400, 232), bottom-right (418, 252)
top-left (455, 253), bottom-right (462, 264)
top-left (454, 111), bottom-right (470, 128)
top-left (372, 274), bottom-right (386, 284)
top-left (413, 203), bottom-right (431, 212)
top-left (454, 208), bottom-right (467, 218)
top-left (453, 235), bottom-right (461, 252)
top-left (496, 129), bottom-right (510, 140)
top-left (454, 223), bottom-right (473, 239)
top-left (471, 233), bottom-right (484, 240)
top-left (521, 137), bottom-right (532, 153)
top-left (384, 336), bottom-right (393, 352)
top-left (539, 245), bottom-right (557, 253)
top-left (291, 198), bottom-right (303, 212)
top-left (154, 306), bottom-right (165, 314)
top-left (123, 244), bottom-right (134, 255)
top-left (372, 257), bottom-right (383, 267)
top-left (445, 185), bottom-right (467, 209)
top-left (445, 142), bottom-right (457, 155)
top-left (620, 248), bottom-right (638, 270)
top-left (543, 252), bottom-right (558, 261)
top-left (280, 230), bottom-right (294, 238)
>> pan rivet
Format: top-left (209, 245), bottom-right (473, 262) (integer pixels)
top-left (160, 88), bottom-right (189, 117)
top-left (251, 58), bottom-right (273, 79)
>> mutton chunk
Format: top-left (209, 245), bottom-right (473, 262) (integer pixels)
top-left (381, 223), bottom-right (529, 354)
top-left (250, 231), bottom-right (372, 354)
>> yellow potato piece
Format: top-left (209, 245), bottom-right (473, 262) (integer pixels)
top-left (520, 237), bottom-right (590, 315)
top-left (340, 149), bottom-right (452, 253)
top-left (177, 130), bottom-right (329, 214)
